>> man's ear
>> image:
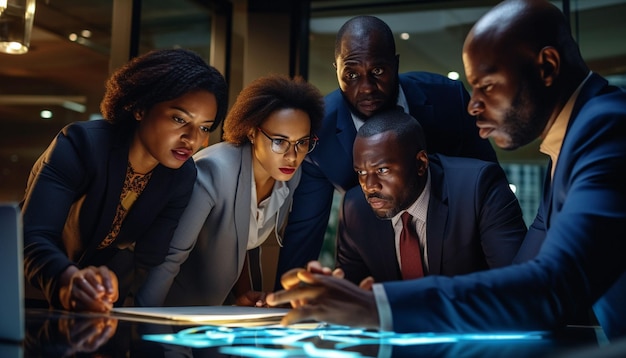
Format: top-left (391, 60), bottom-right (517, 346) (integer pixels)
top-left (538, 46), bottom-right (560, 87)
top-left (416, 150), bottom-right (429, 175)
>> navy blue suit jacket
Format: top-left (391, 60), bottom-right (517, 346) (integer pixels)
top-left (337, 154), bottom-right (526, 285)
top-left (277, 72), bottom-right (497, 285)
top-left (21, 120), bottom-right (196, 308)
top-left (379, 73), bottom-right (626, 340)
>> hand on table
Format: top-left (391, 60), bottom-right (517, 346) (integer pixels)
top-left (59, 265), bottom-right (119, 312)
top-left (266, 260), bottom-right (380, 328)
top-left (281, 261), bottom-right (375, 298)
top-left (235, 290), bottom-right (269, 307)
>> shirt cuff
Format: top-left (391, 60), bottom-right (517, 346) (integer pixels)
top-left (373, 283), bottom-right (393, 332)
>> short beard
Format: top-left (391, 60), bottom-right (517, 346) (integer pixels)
top-left (502, 79), bottom-right (552, 150)
top-left (376, 173), bottom-right (422, 219)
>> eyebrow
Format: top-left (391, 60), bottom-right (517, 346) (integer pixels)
top-left (171, 105), bottom-right (215, 124)
top-left (170, 105), bottom-right (192, 117)
top-left (262, 130), bottom-right (311, 141)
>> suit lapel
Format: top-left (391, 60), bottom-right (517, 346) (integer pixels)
top-left (375, 221), bottom-right (401, 281)
top-left (400, 74), bottom-right (433, 121)
top-left (78, 141), bottom-right (127, 265)
top-left (424, 158), bottom-right (447, 275)
top-left (546, 73), bottom-right (608, 226)
top-left (336, 103), bottom-right (357, 158)
top-left (541, 161), bottom-right (553, 228)
top-left (234, 145), bottom-right (253, 271)
top-left (118, 164), bottom-right (170, 244)
top-left (352, 192), bottom-right (401, 281)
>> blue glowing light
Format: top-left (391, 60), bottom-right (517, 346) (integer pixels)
top-left (142, 324), bottom-right (547, 357)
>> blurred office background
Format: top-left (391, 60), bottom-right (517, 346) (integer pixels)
top-left (1, 0), bottom-right (624, 274)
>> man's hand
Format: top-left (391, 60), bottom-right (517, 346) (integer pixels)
top-left (278, 260), bottom-right (345, 308)
top-left (59, 265), bottom-right (119, 312)
top-left (266, 261), bottom-right (380, 329)
top-left (280, 261), bottom-right (375, 299)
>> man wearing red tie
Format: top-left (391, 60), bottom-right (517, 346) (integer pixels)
top-left (335, 109), bottom-right (527, 285)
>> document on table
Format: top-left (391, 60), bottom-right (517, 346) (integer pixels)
top-left (112, 306), bottom-right (290, 325)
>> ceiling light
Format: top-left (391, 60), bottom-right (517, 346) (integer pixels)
top-left (40, 109), bottom-right (53, 119)
top-left (0, 0), bottom-right (36, 54)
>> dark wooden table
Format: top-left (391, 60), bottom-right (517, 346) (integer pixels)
top-left (0, 308), bottom-right (619, 357)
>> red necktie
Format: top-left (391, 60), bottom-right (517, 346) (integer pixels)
top-left (400, 212), bottom-right (424, 279)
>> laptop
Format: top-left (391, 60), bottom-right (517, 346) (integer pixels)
top-left (0, 203), bottom-right (24, 342)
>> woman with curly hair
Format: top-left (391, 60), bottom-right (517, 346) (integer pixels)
top-left (22, 48), bottom-right (228, 312)
top-left (138, 74), bottom-right (324, 307)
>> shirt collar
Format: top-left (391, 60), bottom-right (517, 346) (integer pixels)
top-left (540, 71), bottom-right (592, 175)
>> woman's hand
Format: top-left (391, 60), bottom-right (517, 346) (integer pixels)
top-left (235, 290), bottom-right (268, 307)
top-left (59, 265), bottom-right (119, 312)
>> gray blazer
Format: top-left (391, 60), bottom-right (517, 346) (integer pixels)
top-left (136, 142), bottom-right (301, 306)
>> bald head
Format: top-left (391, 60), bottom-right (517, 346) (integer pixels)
top-left (464, 0), bottom-right (586, 73)
top-left (357, 109), bottom-right (426, 156)
top-left (335, 15), bottom-right (396, 60)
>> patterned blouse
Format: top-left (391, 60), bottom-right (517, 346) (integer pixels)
top-left (97, 163), bottom-right (152, 249)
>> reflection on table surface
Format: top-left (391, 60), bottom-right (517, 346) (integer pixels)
top-left (7, 308), bottom-right (619, 357)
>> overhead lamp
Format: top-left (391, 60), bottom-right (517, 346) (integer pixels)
top-left (0, 0), bottom-right (36, 55)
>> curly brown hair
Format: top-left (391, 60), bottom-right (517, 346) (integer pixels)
top-left (100, 48), bottom-right (228, 132)
top-left (222, 74), bottom-right (324, 145)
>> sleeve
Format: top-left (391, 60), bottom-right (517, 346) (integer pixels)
top-left (129, 162), bottom-right (196, 303)
top-left (513, 166), bottom-right (550, 264)
top-left (513, 208), bottom-right (547, 264)
top-left (274, 159), bottom-right (336, 289)
top-left (336, 189), bottom-right (372, 284)
top-left (21, 124), bottom-right (93, 307)
top-left (474, 162), bottom-right (528, 268)
top-left (373, 283), bottom-right (393, 332)
top-left (133, 165), bottom-right (196, 265)
top-left (134, 172), bottom-right (215, 307)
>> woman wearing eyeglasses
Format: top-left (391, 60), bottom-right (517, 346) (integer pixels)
top-left (137, 74), bottom-right (324, 307)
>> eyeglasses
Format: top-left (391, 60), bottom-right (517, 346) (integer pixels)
top-left (257, 127), bottom-right (318, 154)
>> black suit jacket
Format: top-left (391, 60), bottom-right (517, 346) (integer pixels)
top-left (337, 154), bottom-right (527, 284)
top-left (21, 120), bottom-right (196, 308)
